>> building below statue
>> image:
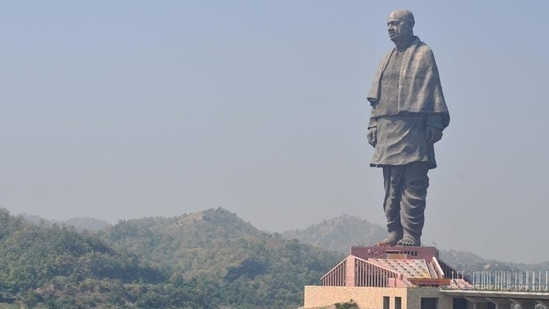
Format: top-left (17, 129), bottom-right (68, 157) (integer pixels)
top-left (303, 246), bottom-right (549, 309)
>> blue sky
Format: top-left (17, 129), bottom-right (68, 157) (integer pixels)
top-left (1, 1), bottom-right (548, 263)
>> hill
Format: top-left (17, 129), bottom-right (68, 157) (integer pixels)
top-left (7, 207), bottom-right (547, 308)
top-left (0, 208), bottom-right (175, 308)
top-left (1, 208), bottom-right (342, 308)
top-left (98, 208), bottom-right (343, 308)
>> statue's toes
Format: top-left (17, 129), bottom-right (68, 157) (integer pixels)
top-left (397, 236), bottom-right (419, 246)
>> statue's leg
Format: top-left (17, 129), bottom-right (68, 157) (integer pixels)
top-left (377, 166), bottom-right (404, 246)
top-left (396, 162), bottom-right (429, 246)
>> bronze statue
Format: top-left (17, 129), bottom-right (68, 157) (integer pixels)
top-left (367, 10), bottom-right (450, 246)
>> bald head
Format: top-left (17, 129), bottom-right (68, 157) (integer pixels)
top-left (387, 9), bottom-right (415, 47)
top-left (389, 10), bottom-right (415, 28)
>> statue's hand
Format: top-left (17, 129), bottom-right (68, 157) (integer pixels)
top-left (425, 126), bottom-right (443, 144)
top-left (367, 127), bottom-right (377, 147)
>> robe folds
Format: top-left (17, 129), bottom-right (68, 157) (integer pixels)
top-left (367, 36), bottom-right (450, 169)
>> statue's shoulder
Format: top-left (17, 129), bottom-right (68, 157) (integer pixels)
top-left (413, 38), bottom-right (433, 53)
top-left (411, 39), bottom-right (436, 61)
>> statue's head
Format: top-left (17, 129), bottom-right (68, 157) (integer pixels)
top-left (387, 10), bottom-right (415, 44)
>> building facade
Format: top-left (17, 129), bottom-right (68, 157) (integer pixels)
top-left (303, 246), bottom-right (549, 309)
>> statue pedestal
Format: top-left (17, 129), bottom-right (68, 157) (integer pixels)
top-left (350, 245), bottom-right (440, 260)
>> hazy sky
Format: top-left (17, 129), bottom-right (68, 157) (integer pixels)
top-left (1, 1), bottom-right (548, 263)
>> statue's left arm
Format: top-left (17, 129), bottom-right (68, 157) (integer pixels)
top-left (425, 114), bottom-right (444, 144)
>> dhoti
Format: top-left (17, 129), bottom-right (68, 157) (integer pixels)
top-left (382, 162), bottom-right (429, 244)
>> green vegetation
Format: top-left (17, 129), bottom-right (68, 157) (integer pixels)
top-left (0, 208), bottom-right (342, 308)
top-left (335, 300), bottom-right (359, 309)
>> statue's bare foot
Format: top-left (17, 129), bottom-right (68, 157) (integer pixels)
top-left (396, 236), bottom-right (420, 246)
top-left (376, 231), bottom-right (402, 246)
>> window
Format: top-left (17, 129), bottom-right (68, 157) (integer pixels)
top-left (383, 296), bottom-right (390, 309)
top-left (421, 297), bottom-right (438, 309)
top-left (395, 296), bottom-right (402, 309)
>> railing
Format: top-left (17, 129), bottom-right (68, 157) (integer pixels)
top-left (321, 260), bottom-right (346, 286)
top-left (446, 271), bottom-right (549, 292)
top-left (354, 258), bottom-right (400, 287)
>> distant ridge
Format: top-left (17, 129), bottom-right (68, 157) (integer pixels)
top-left (20, 213), bottom-right (111, 232)
top-left (17, 209), bottom-right (549, 273)
top-left (281, 214), bottom-right (386, 253)
top-left (280, 214), bottom-right (549, 272)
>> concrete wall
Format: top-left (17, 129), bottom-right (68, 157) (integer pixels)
top-left (304, 286), bottom-right (408, 308)
top-left (303, 286), bottom-right (454, 309)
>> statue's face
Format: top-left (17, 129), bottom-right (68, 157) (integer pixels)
top-left (387, 12), bottom-right (412, 43)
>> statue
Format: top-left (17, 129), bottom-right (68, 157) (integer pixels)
top-left (367, 10), bottom-right (450, 246)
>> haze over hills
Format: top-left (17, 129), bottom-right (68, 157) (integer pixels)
top-left (21, 213), bottom-right (111, 232)
top-left (21, 209), bottom-right (549, 273)
top-left (281, 214), bottom-right (386, 253)
top-left (279, 214), bottom-right (549, 272)
top-left (281, 214), bottom-right (491, 267)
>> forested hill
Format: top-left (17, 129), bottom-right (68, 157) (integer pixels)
top-left (0, 207), bottom-right (342, 309)
top-left (11, 206), bottom-right (548, 308)
top-left (98, 208), bottom-right (342, 300)
top-left (0, 209), bottom-right (168, 308)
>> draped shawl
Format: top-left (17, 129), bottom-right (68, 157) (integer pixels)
top-left (367, 36), bottom-right (450, 128)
